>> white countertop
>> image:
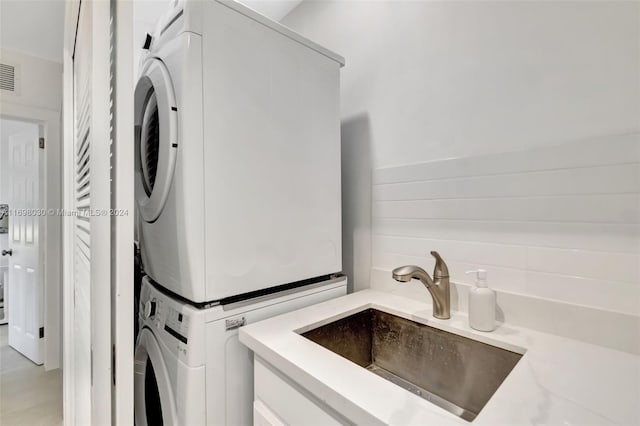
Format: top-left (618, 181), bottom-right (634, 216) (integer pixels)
top-left (239, 290), bottom-right (640, 426)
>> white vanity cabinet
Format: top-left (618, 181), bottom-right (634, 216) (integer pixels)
top-left (252, 357), bottom-right (348, 426)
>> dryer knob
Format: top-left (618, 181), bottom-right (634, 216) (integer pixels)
top-left (143, 300), bottom-right (157, 319)
top-left (142, 33), bottom-right (152, 50)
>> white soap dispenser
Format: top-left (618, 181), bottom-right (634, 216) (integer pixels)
top-left (465, 269), bottom-right (496, 332)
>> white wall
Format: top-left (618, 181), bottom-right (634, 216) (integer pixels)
top-left (284, 1), bottom-right (639, 168)
top-left (0, 0), bottom-right (64, 63)
top-left (282, 1), bottom-right (640, 351)
top-left (0, 48), bottom-right (63, 111)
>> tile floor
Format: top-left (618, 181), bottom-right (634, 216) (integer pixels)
top-left (0, 325), bottom-right (63, 426)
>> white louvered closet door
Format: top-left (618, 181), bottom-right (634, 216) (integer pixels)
top-left (70, 1), bottom-right (112, 424)
top-left (72, 2), bottom-right (93, 423)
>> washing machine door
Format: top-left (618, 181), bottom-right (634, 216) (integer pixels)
top-left (134, 327), bottom-right (178, 426)
top-left (135, 57), bottom-right (178, 223)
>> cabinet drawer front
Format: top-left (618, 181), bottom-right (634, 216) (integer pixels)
top-left (254, 399), bottom-right (286, 426)
top-left (254, 357), bottom-right (346, 425)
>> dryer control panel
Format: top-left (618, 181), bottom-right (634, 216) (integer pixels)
top-left (139, 279), bottom-right (193, 357)
top-left (164, 306), bottom-right (190, 344)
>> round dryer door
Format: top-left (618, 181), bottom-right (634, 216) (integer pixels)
top-left (135, 58), bottom-right (178, 223)
top-left (134, 328), bottom-right (178, 426)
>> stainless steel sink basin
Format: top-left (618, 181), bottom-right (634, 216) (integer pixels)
top-left (301, 309), bottom-right (523, 421)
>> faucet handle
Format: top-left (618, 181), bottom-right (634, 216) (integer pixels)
top-left (430, 251), bottom-right (449, 278)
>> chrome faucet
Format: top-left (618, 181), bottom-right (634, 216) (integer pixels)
top-left (392, 251), bottom-right (451, 319)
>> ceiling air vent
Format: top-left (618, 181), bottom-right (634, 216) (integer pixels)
top-left (0, 63), bottom-right (16, 92)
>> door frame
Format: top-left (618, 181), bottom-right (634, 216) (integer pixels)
top-left (62, 0), bottom-right (135, 424)
top-left (0, 103), bottom-right (62, 372)
top-left (62, 2), bottom-right (80, 425)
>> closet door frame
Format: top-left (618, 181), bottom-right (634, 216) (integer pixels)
top-left (63, 0), bottom-right (134, 424)
top-left (111, 1), bottom-right (135, 424)
top-left (62, 3), bottom-right (78, 424)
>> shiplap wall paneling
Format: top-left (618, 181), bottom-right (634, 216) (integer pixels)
top-left (372, 134), bottom-right (640, 316)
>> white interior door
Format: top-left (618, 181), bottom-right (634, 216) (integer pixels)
top-left (70, 1), bottom-right (95, 423)
top-left (6, 124), bottom-right (43, 365)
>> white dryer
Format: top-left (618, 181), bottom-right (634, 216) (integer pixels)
top-left (134, 275), bottom-right (347, 425)
top-left (135, 0), bottom-right (345, 304)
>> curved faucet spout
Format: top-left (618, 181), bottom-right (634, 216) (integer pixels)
top-left (391, 252), bottom-right (451, 319)
top-left (391, 265), bottom-right (434, 287)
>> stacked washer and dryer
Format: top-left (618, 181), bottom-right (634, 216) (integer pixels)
top-left (133, 1), bottom-right (346, 425)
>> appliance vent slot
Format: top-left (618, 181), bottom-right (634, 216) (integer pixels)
top-left (0, 63), bottom-right (15, 92)
top-left (145, 106), bottom-right (160, 192)
top-left (139, 91), bottom-right (160, 197)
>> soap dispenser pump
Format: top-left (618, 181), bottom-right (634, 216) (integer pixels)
top-left (465, 269), bottom-right (496, 332)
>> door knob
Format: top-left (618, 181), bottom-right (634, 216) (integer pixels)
top-left (1, 249), bottom-right (12, 256)
top-left (143, 300), bottom-right (157, 319)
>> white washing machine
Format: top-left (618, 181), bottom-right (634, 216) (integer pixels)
top-left (134, 275), bottom-right (347, 426)
top-left (135, 0), bottom-right (345, 304)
